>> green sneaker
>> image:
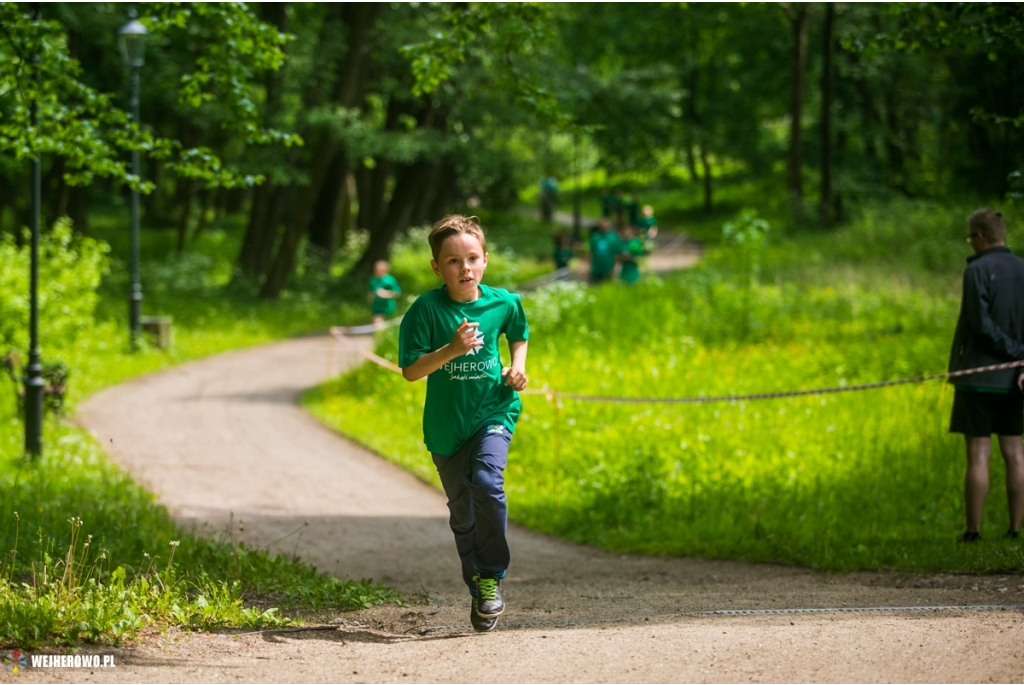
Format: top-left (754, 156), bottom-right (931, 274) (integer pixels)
top-left (470, 597), bottom-right (498, 632)
top-left (472, 574), bottom-right (505, 618)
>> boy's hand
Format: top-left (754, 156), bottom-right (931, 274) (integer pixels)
top-left (375, 288), bottom-right (392, 299)
top-left (449, 318), bottom-right (483, 357)
top-left (501, 366), bottom-right (528, 391)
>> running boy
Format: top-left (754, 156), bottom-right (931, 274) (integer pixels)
top-left (368, 260), bottom-right (401, 327)
top-left (398, 215), bottom-right (529, 632)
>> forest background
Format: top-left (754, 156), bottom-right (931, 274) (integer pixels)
top-left (1, 2), bottom-right (1023, 646)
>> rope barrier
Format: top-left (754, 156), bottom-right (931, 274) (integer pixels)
top-left (329, 327), bottom-right (1024, 405)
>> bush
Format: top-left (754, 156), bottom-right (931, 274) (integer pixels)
top-left (0, 219), bottom-right (110, 353)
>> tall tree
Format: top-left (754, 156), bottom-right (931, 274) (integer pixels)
top-left (819, 2), bottom-right (835, 225)
top-left (783, 4), bottom-right (810, 200)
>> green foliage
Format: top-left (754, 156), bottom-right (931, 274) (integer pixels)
top-left (402, 3), bottom-right (562, 122)
top-left (0, 2), bottom-right (295, 190)
top-left (305, 201), bottom-right (1024, 573)
top-left (145, 4), bottom-right (299, 148)
top-left (0, 219), bottom-right (109, 353)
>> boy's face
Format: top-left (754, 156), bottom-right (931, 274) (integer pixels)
top-left (431, 233), bottom-right (488, 302)
top-left (373, 261), bottom-right (389, 277)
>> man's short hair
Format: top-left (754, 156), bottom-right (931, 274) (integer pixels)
top-left (968, 208), bottom-right (1006, 244)
top-left (428, 215), bottom-right (487, 261)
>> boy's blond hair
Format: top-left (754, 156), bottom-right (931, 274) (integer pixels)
top-left (428, 214), bottom-right (487, 261)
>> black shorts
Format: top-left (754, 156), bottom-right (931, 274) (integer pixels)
top-left (949, 389), bottom-right (1024, 436)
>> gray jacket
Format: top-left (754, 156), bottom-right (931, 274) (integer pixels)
top-left (948, 246), bottom-right (1024, 389)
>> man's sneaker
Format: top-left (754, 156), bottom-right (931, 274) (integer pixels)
top-left (1007, 529), bottom-right (1020, 540)
top-left (472, 574), bottom-right (505, 618)
top-left (960, 531), bottom-right (981, 543)
top-left (470, 597), bottom-right (498, 632)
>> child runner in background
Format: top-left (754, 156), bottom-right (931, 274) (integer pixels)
top-left (589, 217), bottom-right (623, 284)
top-left (398, 215), bottom-right (529, 633)
top-left (368, 260), bottom-right (401, 327)
top-left (637, 204), bottom-right (659, 240)
top-left (618, 224), bottom-right (645, 285)
top-left (553, 229), bottom-right (573, 275)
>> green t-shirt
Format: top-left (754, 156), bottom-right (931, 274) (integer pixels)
top-left (369, 274), bottom-right (401, 316)
top-left (636, 216), bottom-right (657, 237)
top-left (398, 284), bottom-right (530, 456)
top-left (589, 230), bottom-right (623, 277)
top-left (619, 237), bottom-right (645, 284)
top-left (554, 246), bottom-right (573, 269)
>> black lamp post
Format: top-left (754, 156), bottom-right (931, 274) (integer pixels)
top-left (24, 2), bottom-right (44, 458)
top-left (119, 11), bottom-right (147, 350)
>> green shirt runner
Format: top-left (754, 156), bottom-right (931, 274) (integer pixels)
top-left (619, 236), bottom-right (645, 284)
top-left (399, 284), bottom-right (530, 456)
top-left (369, 274), bottom-right (401, 316)
top-left (589, 230), bottom-right (623, 277)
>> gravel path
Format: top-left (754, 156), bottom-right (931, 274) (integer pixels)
top-left (53, 331), bottom-right (1024, 683)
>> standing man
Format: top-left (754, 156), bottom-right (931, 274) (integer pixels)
top-left (948, 208), bottom-right (1024, 542)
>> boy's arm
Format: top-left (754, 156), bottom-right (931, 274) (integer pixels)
top-left (501, 340), bottom-right (529, 391)
top-left (401, 318), bottom-right (482, 382)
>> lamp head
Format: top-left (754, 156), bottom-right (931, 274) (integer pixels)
top-left (119, 10), bottom-right (148, 68)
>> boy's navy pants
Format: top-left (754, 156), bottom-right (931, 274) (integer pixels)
top-left (431, 423), bottom-right (511, 592)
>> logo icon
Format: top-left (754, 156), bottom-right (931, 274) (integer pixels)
top-left (5, 651), bottom-right (28, 673)
top-left (465, 327), bottom-right (485, 356)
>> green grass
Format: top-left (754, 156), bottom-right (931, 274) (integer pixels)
top-left (303, 199), bottom-right (1024, 574)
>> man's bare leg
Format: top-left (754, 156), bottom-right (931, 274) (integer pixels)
top-left (965, 436), bottom-right (992, 534)
top-left (997, 434), bottom-right (1024, 534)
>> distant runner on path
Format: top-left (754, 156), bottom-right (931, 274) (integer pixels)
top-left (398, 214), bottom-right (530, 633)
top-left (948, 207), bottom-right (1024, 542)
top-left (368, 259), bottom-right (401, 327)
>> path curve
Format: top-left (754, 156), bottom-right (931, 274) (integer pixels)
top-left (68, 331), bottom-right (1024, 683)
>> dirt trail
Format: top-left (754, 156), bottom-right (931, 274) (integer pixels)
top-left (40, 330), bottom-right (1023, 683)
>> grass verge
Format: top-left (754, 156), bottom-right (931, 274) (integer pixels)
top-left (303, 199), bottom-right (1024, 575)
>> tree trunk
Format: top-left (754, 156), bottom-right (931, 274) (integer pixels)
top-left (347, 160), bottom-right (434, 286)
top-left (258, 2), bottom-right (376, 298)
top-left (191, 186), bottom-right (218, 243)
top-left (699, 139), bottom-right (713, 212)
top-left (176, 179), bottom-right (196, 254)
top-left (819, 2), bottom-right (835, 226)
top-left (412, 160), bottom-right (443, 227)
top-left (145, 157), bottom-right (167, 225)
top-left (260, 137), bottom-right (340, 298)
top-left (428, 161), bottom-right (457, 222)
top-left (47, 157), bottom-right (70, 225)
top-left (884, 89), bottom-right (906, 193)
top-left (358, 163), bottom-right (392, 232)
top-left (67, 184), bottom-right (89, 235)
top-left (336, 170), bottom-right (356, 256)
top-left (784, 5), bottom-right (810, 199)
top-left (308, 149), bottom-right (347, 256)
top-left (238, 185), bottom-right (271, 277)
top-left (236, 2), bottom-right (288, 279)
top-left (684, 142), bottom-right (700, 184)
top-left (255, 186), bottom-right (293, 277)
